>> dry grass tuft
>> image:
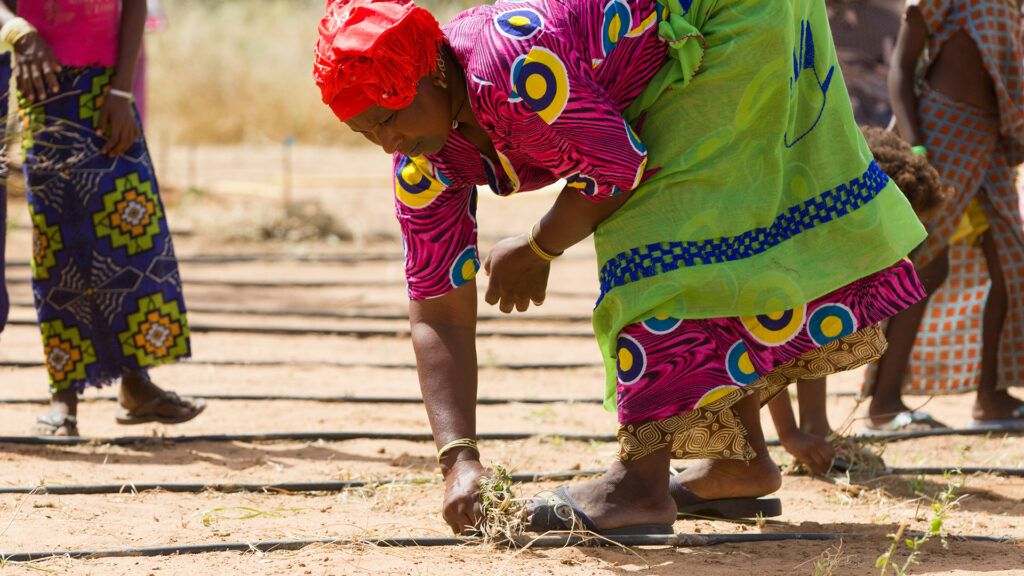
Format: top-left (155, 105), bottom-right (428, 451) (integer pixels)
top-left (477, 464), bottom-right (525, 544)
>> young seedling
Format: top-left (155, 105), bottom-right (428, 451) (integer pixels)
top-left (876, 470), bottom-right (964, 575)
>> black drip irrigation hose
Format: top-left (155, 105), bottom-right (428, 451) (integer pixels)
top-left (3, 277), bottom-right (396, 289)
top-left (6, 251), bottom-right (591, 267)
top-left (0, 426), bottom-right (1019, 447)
top-left (7, 301), bottom-right (594, 324)
top-left (0, 390), bottom-right (865, 405)
top-left (0, 470), bottom-right (606, 495)
top-left (4, 253), bottom-right (403, 267)
top-left (0, 532), bottom-right (1015, 562)
top-left (2, 318), bottom-right (593, 339)
top-left (0, 394), bottom-right (607, 406)
top-left (4, 466), bottom-right (1022, 496)
top-left (0, 431), bottom-right (613, 446)
top-left (0, 359), bottom-right (599, 370)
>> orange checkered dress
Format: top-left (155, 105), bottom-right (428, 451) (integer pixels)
top-left (898, 0), bottom-right (1024, 394)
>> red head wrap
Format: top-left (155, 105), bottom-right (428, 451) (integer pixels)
top-left (313, 0), bottom-right (444, 122)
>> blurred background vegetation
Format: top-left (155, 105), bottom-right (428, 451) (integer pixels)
top-left (145, 0), bottom-right (483, 145)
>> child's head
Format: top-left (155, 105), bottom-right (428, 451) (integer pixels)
top-left (861, 126), bottom-right (948, 222)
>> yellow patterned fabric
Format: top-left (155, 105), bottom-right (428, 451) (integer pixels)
top-left (617, 324), bottom-right (888, 461)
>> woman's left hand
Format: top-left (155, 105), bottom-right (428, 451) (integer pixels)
top-left (98, 92), bottom-right (140, 157)
top-left (483, 233), bottom-right (551, 313)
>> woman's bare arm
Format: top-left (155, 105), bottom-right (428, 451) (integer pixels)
top-left (483, 185), bottom-right (633, 313)
top-left (409, 283), bottom-right (487, 534)
top-left (888, 8), bottom-right (928, 145)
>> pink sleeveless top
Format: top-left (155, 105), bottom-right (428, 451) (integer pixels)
top-left (19, 0), bottom-right (120, 67)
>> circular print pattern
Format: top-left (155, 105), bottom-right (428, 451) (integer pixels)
top-left (602, 0), bottom-right (632, 55)
top-left (740, 305), bottom-right (806, 347)
top-left (395, 156), bottom-right (444, 209)
top-left (449, 246), bottom-right (479, 288)
top-left (624, 119), bottom-right (647, 154)
top-left (696, 384), bottom-right (740, 408)
top-left (494, 9), bottom-right (544, 40)
top-left (726, 340), bottom-right (759, 385)
top-left (508, 55), bottom-right (527, 102)
top-left (514, 47), bottom-right (569, 124)
top-left (807, 303), bottom-right (857, 346)
top-left (642, 314), bottom-right (682, 335)
top-left (616, 334), bottom-right (646, 385)
top-left (566, 173), bottom-right (598, 197)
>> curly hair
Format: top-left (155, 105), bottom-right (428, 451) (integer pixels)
top-left (861, 126), bottom-right (949, 223)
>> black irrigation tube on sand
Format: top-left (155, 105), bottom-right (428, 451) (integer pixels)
top-left (0, 390), bottom-right (867, 406)
top-left (5, 277), bottom-right (598, 299)
top-left (0, 470), bottom-right (607, 495)
top-left (0, 394), bottom-right (607, 406)
top-left (4, 466), bottom-right (1022, 496)
top-left (0, 533), bottom-right (1015, 561)
top-left (3, 277), bottom-right (398, 289)
top-left (2, 318), bottom-right (594, 339)
top-left (0, 359), bottom-right (600, 370)
top-left (6, 251), bottom-right (593, 267)
top-left (7, 301), bottom-right (595, 324)
top-left (0, 431), bottom-right (617, 446)
top-left (0, 426), bottom-right (1020, 447)
top-left (187, 305), bottom-right (593, 324)
top-left (4, 253), bottom-right (403, 267)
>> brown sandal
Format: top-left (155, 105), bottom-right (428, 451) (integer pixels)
top-left (115, 390), bottom-right (206, 425)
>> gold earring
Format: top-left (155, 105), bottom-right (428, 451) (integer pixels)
top-left (436, 55), bottom-right (449, 88)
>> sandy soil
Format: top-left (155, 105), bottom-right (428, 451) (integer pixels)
top-left (1, 147), bottom-right (1023, 575)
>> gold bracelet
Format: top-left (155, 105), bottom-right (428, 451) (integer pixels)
top-left (437, 438), bottom-right (479, 463)
top-left (527, 228), bottom-right (560, 261)
top-left (1, 17), bottom-right (36, 47)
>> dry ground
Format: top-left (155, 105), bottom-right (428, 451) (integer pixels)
top-left (0, 145), bottom-right (1022, 575)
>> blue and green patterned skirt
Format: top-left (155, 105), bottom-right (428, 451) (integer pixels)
top-left (0, 52), bottom-right (11, 333)
top-left (20, 65), bottom-right (191, 392)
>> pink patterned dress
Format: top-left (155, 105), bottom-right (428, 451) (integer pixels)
top-left (394, 0), bottom-right (925, 456)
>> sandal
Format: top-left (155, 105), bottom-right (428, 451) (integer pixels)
top-left (526, 486), bottom-right (674, 535)
top-left (968, 406), bottom-right (1024, 431)
top-left (32, 412), bottom-right (80, 437)
top-left (115, 390), bottom-right (207, 425)
top-left (670, 477), bottom-right (782, 519)
top-left (862, 410), bottom-right (948, 435)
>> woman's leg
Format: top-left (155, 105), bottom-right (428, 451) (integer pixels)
top-left (972, 229), bottom-right (1023, 419)
top-left (868, 250), bottom-right (950, 426)
top-left (672, 394), bottom-right (782, 499)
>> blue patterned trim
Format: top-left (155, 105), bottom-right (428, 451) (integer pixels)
top-left (597, 161), bottom-right (890, 302)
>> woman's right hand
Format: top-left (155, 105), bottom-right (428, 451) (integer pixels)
top-left (442, 458), bottom-right (487, 534)
top-left (12, 32), bottom-right (62, 103)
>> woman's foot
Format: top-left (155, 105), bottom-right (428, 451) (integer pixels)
top-left (116, 370), bottom-right (206, 425)
top-left (972, 390), bottom-right (1024, 422)
top-left (526, 451), bottom-right (675, 533)
top-left (31, 388), bottom-right (80, 436)
top-left (866, 399), bottom-right (914, 429)
top-left (549, 462), bottom-right (677, 531)
top-left (671, 453), bottom-right (782, 501)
